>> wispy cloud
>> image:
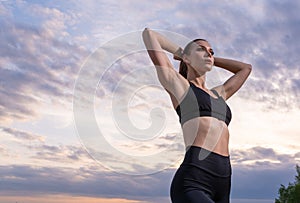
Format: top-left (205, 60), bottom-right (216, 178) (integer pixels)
top-left (0, 17), bottom-right (89, 124)
top-left (0, 195), bottom-right (144, 203)
top-left (231, 146), bottom-right (299, 169)
top-left (0, 145), bottom-right (298, 200)
top-left (170, 1), bottom-right (300, 112)
top-left (0, 0), bottom-right (299, 201)
top-left (1, 127), bottom-right (45, 142)
top-left (29, 144), bottom-right (91, 163)
top-left (0, 164), bottom-right (171, 200)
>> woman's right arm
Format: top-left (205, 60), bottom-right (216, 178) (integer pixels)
top-left (142, 28), bottom-right (188, 106)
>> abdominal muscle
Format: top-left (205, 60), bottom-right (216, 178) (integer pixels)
top-left (181, 117), bottom-right (230, 156)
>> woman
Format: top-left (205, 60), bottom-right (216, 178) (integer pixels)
top-left (142, 28), bottom-right (251, 203)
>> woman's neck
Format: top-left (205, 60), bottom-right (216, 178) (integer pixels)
top-left (187, 71), bottom-right (207, 89)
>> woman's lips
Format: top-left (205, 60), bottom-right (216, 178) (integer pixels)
top-left (205, 59), bottom-right (212, 64)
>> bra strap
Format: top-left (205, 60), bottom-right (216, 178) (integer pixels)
top-left (211, 89), bottom-right (220, 98)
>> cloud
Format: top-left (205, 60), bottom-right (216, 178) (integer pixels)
top-left (28, 4), bottom-right (70, 38)
top-left (170, 1), bottom-right (300, 101)
top-left (0, 144), bottom-right (9, 157)
top-left (0, 1), bottom-right (299, 201)
top-left (0, 194), bottom-right (144, 203)
top-left (29, 144), bottom-right (91, 163)
top-left (0, 127), bottom-right (95, 167)
top-left (229, 146), bottom-right (299, 198)
top-left (2, 0), bottom-right (299, 125)
top-left (0, 164), bottom-right (172, 200)
top-left (69, 0), bottom-right (179, 39)
top-left (231, 146), bottom-right (298, 169)
top-left (0, 1), bottom-right (11, 16)
top-left (1, 127), bottom-right (45, 142)
top-left (0, 145), bottom-right (299, 200)
top-left (0, 18), bottom-right (90, 124)
top-left (0, 124), bottom-right (182, 174)
top-left (231, 166), bottom-right (296, 199)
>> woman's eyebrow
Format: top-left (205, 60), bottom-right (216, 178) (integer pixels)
top-left (197, 44), bottom-right (213, 51)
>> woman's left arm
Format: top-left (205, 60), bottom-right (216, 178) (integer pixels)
top-left (213, 57), bottom-right (252, 100)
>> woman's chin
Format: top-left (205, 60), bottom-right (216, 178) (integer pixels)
top-left (193, 65), bottom-right (212, 74)
top-left (205, 65), bottom-right (213, 71)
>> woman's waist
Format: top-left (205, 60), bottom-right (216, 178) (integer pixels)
top-left (180, 146), bottom-right (232, 177)
top-left (182, 117), bottom-right (229, 136)
top-left (182, 117), bottom-right (230, 156)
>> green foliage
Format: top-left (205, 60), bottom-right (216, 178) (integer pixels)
top-left (275, 165), bottom-right (300, 203)
top-left (295, 165), bottom-right (300, 184)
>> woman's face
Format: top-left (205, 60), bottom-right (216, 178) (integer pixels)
top-left (184, 40), bottom-right (214, 74)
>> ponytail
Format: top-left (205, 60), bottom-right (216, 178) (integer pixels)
top-left (179, 60), bottom-right (188, 79)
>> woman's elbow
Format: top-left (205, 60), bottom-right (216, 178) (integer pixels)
top-left (142, 28), bottom-right (151, 38)
top-left (245, 63), bottom-right (252, 73)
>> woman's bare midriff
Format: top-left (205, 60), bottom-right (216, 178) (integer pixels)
top-left (181, 117), bottom-right (230, 156)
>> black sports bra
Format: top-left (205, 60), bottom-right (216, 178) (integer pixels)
top-left (175, 82), bottom-right (232, 126)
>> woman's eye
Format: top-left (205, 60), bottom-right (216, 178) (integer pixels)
top-left (197, 47), bottom-right (205, 51)
top-left (196, 46), bottom-right (214, 55)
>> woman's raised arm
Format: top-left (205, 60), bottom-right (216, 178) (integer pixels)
top-left (213, 57), bottom-right (252, 100)
top-left (142, 28), bottom-right (188, 106)
top-left (142, 28), bottom-right (182, 68)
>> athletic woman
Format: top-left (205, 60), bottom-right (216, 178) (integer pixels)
top-left (142, 28), bottom-right (252, 203)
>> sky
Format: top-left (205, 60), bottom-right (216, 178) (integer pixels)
top-left (0, 0), bottom-right (299, 202)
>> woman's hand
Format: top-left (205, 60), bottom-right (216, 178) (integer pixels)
top-left (173, 47), bottom-right (184, 61)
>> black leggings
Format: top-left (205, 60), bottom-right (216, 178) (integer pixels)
top-left (170, 146), bottom-right (232, 203)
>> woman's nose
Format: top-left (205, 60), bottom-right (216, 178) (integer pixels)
top-left (205, 49), bottom-right (213, 57)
